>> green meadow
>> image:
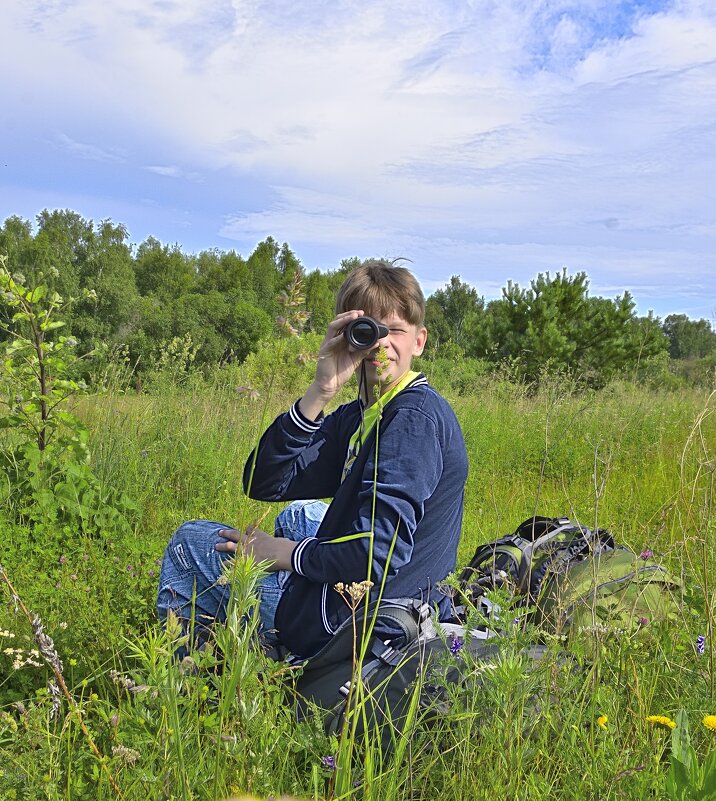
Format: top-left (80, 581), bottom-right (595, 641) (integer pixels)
top-left (1, 349), bottom-right (715, 800)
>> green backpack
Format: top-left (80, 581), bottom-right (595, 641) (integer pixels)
top-left (459, 516), bottom-right (682, 636)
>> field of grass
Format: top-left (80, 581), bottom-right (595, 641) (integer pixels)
top-left (1, 368), bottom-right (715, 800)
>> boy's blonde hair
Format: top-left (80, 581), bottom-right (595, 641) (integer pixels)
top-left (335, 259), bottom-right (425, 326)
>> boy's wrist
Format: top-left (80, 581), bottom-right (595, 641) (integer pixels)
top-left (299, 383), bottom-right (335, 421)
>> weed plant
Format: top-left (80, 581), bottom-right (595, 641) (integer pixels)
top-left (0, 277), bottom-right (715, 799)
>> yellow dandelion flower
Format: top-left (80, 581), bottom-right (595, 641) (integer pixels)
top-left (703, 715), bottom-right (716, 732)
top-left (646, 714), bottom-right (677, 730)
top-left (597, 715), bottom-right (608, 730)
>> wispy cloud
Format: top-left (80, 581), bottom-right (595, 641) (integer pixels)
top-left (54, 133), bottom-right (124, 163)
top-left (144, 165), bottom-right (203, 182)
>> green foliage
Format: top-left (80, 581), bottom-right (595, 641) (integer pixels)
top-left (425, 275), bottom-right (486, 356)
top-left (664, 315), bottom-right (716, 360)
top-left (2, 209), bottom-right (710, 390)
top-left (484, 270), bottom-right (668, 385)
top-left (0, 256), bottom-right (134, 536)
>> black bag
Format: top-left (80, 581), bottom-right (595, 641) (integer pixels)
top-left (290, 597), bottom-right (549, 750)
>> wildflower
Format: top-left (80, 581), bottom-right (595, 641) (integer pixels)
top-left (646, 715), bottom-right (676, 729)
top-left (31, 614), bottom-right (63, 674)
top-left (59, 555), bottom-right (67, 565)
top-left (703, 715), bottom-right (716, 732)
top-left (449, 634), bottom-right (464, 655)
top-left (112, 744), bottom-right (140, 766)
top-left (637, 616), bottom-right (649, 626)
top-left (597, 714), bottom-right (608, 730)
top-left (147, 569), bottom-right (156, 578)
top-left (110, 713), bottom-right (119, 727)
top-left (0, 630), bottom-right (15, 638)
top-left (333, 580), bottom-right (374, 608)
top-left (696, 635), bottom-right (706, 655)
top-left (639, 549), bottom-right (653, 561)
top-left (48, 680), bottom-right (62, 719)
top-left (321, 756), bottom-right (336, 770)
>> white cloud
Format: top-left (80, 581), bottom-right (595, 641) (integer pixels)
top-left (144, 165), bottom-right (203, 181)
top-left (1, 0), bottom-right (715, 319)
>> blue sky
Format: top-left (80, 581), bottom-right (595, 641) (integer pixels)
top-left (1, 0), bottom-right (714, 320)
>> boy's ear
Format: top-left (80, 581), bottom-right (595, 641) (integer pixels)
top-left (412, 326), bottom-right (427, 357)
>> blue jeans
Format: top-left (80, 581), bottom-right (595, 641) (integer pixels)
top-left (156, 500), bottom-right (328, 648)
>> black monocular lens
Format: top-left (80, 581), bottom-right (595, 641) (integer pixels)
top-left (351, 320), bottom-right (375, 346)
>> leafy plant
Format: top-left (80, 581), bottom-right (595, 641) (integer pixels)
top-left (0, 254), bottom-right (134, 535)
top-left (665, 709), bottom-right (716, 800)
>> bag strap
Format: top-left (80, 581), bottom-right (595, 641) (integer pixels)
top-left (516, 521), bottom-right (584, 594)
top-left (516, 521), bottom-right (615, 597)
top-left (296, 598), bottom-right (428, 670)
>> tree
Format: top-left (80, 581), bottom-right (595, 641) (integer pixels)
top-left (425, 276), bottom-right (485, 356)
top-left (304, 269), bottom-right (336, 333)
top-left (484, 270), bottom-right (667, 384)
top-left (663, 314), bottom-right (716, 359)
top-left (247, 237), bottom-right (280, 315)
top-left (71, 219), bottom-right (138, 351)
top-left (133, 237), bottom-right (196, 299)
top-left (196, 248), bottom-right (250, 294)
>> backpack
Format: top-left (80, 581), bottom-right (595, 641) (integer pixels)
top-left (290, 597), bottom-right (550, 750)
top-left (459, 515), bottom-right (682, 636)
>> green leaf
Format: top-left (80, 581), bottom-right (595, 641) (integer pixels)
top-left (26, 286), bottom-right (46, 303)
top-left (667, 757), bottom-right (692, 800)
top-left (672, 709), bottom-right (693, 770)
top-left (39, 320), bottom-right (65, 332)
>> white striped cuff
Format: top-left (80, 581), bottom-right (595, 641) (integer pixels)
top-left (288, 400), bottom-right (322, 434)
top-left (291, 536), bottom-right (313, 576)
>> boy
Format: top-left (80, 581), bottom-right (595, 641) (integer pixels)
top-left (157, 259), bottom-right (468, 657)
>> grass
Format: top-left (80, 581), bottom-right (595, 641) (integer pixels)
top-left (0, 368), bottom-right (714, 800)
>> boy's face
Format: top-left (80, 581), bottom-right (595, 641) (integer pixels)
top-left (358, 310), bottom-right (427, 392)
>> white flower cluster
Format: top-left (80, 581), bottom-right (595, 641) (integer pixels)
top-left (3, 646), bottom-right (42, 670)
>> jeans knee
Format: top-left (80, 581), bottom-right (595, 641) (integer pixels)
top-left (274, 500), bottom-right (327, 540)
top-left (164, 520), bottom-right (213, 576)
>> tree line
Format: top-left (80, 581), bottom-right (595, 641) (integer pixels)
top-left (1, 209), bottom-right (714, 387)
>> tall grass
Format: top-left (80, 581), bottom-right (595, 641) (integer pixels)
top-left (0, 372), bottom-right (714, 800)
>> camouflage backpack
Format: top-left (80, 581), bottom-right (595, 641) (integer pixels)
top-left (459, 516), bottom-right (682, 636)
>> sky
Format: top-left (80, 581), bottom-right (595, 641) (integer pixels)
top-left (1, 0), bottom-right (715, 320)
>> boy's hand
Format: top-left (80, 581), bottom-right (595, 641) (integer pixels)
top-left (299, 310), bottom-right (367, 420)
top-left (215, 525), bottom-right (297, 571)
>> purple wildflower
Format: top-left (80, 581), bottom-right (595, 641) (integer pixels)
top-left (696, 635), bottom-right (706, 655)
top-left (59, 555), bottom-right (67, 565)
top-left (321, 756), bottom-right (336, 770)
top-left (449, 634), bottom-right (464, 655)
top-left (148, 569), bottom-right (156, 578)
top-left (639, 549), bottom-right (653, 561)
top-left (637, 616), bottom-right (649, 626)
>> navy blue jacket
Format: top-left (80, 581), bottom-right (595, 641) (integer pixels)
top-left (243, 376), bottom-right (468, 657)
